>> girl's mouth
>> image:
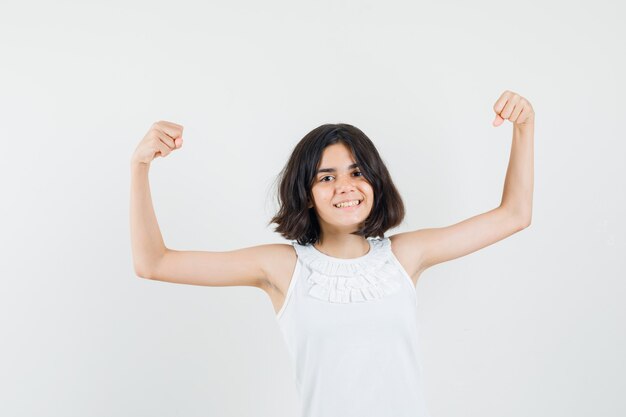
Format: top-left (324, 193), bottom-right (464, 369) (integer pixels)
top-left (334, 199), bottom-right (362, 209)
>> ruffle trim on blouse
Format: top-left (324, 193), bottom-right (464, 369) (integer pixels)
top-left (293, 238), bottom-right (402, 304)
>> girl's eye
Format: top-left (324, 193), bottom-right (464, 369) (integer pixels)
top-left (320, 171), bottom-right (363, 182)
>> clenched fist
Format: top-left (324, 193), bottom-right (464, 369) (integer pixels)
top-left (492, 90), bottom-right (534, 128)
top-left (131, 121), bottom-right (184, 165)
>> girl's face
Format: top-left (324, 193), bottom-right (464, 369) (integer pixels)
top-left (309, 142), bottom-right (374, 234)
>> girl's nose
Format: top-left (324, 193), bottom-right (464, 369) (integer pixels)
top-left (336, 175), bottom-right (356, 190)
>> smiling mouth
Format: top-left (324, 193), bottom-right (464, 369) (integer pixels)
top-left (334, 199), bottom-right (362, 209)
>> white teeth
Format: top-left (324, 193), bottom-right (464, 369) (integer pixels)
top-left (335, 200), bottom-right (361, 208)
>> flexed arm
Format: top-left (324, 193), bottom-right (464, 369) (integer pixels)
top-left (129, 121), bottom-right (184, 277)
top-left (129, 121), bottom-right (277, 289)
top-left (494, 90), bottom-right (535, 224)
top-left (389, 90), bottom-right (535, 277)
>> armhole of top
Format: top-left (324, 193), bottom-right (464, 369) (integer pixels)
top-left (276, 245), bottom-right (301, 321)
top-left (386, 240), bottom-right (418, 296)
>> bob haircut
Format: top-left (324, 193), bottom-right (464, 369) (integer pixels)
top-left (269, 123), bottom-right (405, 245)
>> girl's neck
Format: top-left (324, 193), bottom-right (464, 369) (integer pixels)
top-left (313, 234), bottom-right (371, 259)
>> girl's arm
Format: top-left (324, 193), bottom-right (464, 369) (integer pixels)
top-left (390, 91), bottom-right (534, 277)
top-left (129, 161), bottom-right (168, 277)
top-left (499, 116), bottom-right (534, 223)
top-left (129, 121), bottom-right (280, 289)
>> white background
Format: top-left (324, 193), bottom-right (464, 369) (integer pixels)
top-left (1, 0), bottom-right (624, 416)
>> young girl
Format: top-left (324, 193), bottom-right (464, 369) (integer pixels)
top-left (130, 90), bottom-right (534, 417)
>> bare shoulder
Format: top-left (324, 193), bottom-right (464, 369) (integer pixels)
top-left (257, 243), bottom-right (298, 297)
top-left (388, 232), bottom-right (426, 286)
top-left (254, 243), bottom-right (298, 315)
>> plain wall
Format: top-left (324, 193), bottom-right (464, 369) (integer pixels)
top-left (1, 0), bottom-right (624, 416)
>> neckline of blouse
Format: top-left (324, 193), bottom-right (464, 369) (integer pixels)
top-left (306, 238), bottom-right (378, 264)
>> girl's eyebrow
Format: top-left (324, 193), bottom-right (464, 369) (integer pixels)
top-left (317, 163), bottom-right (359, 174)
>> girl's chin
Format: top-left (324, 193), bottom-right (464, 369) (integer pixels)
top-left (320, 217), bottom-right (367, 229)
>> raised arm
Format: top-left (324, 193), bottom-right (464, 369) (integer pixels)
top-left (390, 91), bottom-right (534, 278)
top-left (129, 121), bottom-right (182, 277)
top-left (129, 121), bottom-right (279, 289)
top-left (497, 91), bottom-right (534, 222)
top-left (129, 161), bottom-right (167, 277)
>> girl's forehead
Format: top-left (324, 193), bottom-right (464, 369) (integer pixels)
top-left (319, 143), bottom-right (355, 163)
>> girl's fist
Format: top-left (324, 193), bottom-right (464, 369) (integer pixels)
top-left (131, 121), bottom-right (184, 165)
top-left (492, 91), bottom-right (534, 128)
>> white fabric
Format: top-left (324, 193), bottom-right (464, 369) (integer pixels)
top-left (276, 237), bottom-right (432, 417)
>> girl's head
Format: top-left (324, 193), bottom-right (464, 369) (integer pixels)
top-left (269, 123), bottom-right (405, 245)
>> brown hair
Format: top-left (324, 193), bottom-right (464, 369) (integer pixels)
top-left (268, 123), bottom-right (405, 245)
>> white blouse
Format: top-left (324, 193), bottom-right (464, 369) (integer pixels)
top-left (276, 237), bottom-right (432, 417)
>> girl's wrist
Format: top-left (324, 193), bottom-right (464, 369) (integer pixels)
top-left (131, 158), bottom-right (150, 169)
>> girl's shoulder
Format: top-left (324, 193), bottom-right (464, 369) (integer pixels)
top-left (259, 243), bottom-right (298, 298)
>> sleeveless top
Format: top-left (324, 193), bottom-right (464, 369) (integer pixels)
top-left (275, 237), bottom-right (432, 417)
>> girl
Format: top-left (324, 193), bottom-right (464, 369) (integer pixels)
top-left (130, 90), bottom-right (534, 417)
